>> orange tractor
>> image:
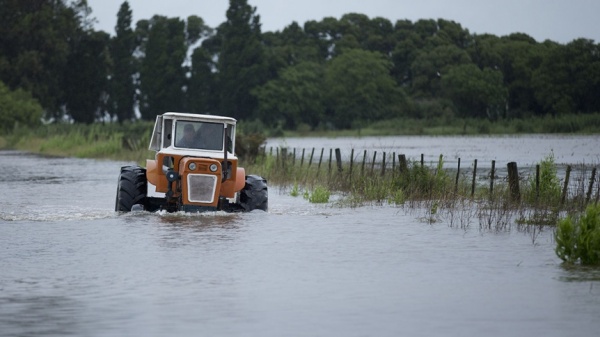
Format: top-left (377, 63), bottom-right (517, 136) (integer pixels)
top-left (115, 112), bottom-right (268, 213)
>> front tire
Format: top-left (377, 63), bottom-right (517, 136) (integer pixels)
top-left (115, 166), bottom-right (147, 212)
top-left (239, 175), bottom-right (268, 212)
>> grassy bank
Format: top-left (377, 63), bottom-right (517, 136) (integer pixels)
top-left (278, 113), bottom-right (600, 137)
top-left (1, 121), bottom-right (155, 163)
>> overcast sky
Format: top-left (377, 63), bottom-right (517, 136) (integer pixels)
top-left (85, 0), bottom-right (600, 44)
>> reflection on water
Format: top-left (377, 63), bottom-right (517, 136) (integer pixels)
top-left (558, 265), bottom-right (600, 282)
top-left (1, 148), bottom-right (600, 336)
top-left (0, 295), bottom-right (81, 336)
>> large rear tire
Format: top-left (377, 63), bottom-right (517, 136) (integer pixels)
top-left (239, 175), bottom-right (268, 212)
top-left (115, 166), bottom-right (147, 212)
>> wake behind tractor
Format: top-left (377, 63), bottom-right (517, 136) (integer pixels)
top-left (115, 112), bottom-right (268, 213)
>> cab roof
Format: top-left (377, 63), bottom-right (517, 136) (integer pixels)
top-left (162, 112), bottom-right (237, 125)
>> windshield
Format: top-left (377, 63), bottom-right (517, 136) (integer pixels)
top-left (175, 121), bottom-right (224, 151)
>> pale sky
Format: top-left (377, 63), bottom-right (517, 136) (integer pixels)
top-left (86, 0), bottom-right (600, 44)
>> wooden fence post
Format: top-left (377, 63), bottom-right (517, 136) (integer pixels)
top-left (586, 167), bottom-right (597, 204)
top-left (471, 159), bottom-right (477, 198)
top-left (536, 164), bottom-right (541, 201)
top-left (361, 150), bottom-right (367, 175)
top-left (371, 151), bottom-right (377, 175)
top-left (455, 158), bottom-right (461, 193)
top-left (507, 162), bottom-right (520, 202)
top-left (561, 165), bottom-right (572, 205)
top-left (300, 148), bottom-right (305, 167)
top-left (349, 149), bottom-right (355, 176)
top-left (398, 154), bottom-right (408, 175)
top-left (308, 147), bottom-right (315, 168)
top-left (316, 148), bottom-right (324, 177)
top-left (281, 148), bottom-right (287, 170)
top-left (335, 148), bottom-right (343, 173)
top-left (328, 149), bottom-right (333, 176)
top-left (490, 160), bottom-right (496, 198)
top-left (381, 152), bottom-right (387, 176)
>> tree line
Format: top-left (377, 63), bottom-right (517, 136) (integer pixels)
top-left (1, 0), bottom-right (599, 132)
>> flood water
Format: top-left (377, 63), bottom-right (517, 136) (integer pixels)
top-left (266, 134), bottom-right (600, 168)
top-left (1, 135), bottom-right (600, 337)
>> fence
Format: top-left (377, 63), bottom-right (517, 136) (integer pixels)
top-left (260, 146), bottom-right (599, 205)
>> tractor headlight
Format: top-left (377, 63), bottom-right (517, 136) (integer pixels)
top-left (166, 170), bottom-right (179, 182)
top-left (209, 163), bottom-right (218, 172)
top-left (188, 162), bottom-right (197, 171)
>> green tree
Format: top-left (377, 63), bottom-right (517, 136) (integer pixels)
top-left (533, 39), bottom-right (600, 115)
top-left (63, 1), bottom-right (111, 123)
top-left (498, 35), bottom-right (547, 117)
top-left (109, 1), bottom-right (136, 122)
top-left (325, 49), bottom-right (408, 129)
top-left (64, 29), bottom-right (111, 123)
top-left (411, 44), bottom-right (472, 97)
top-left (253, 62), bottom-right (326, 129)
top-left (337, 14), bottom-right (395, 55)
top-left (0, 81), bottom-right (43, 133)
top-left (0, 0), bottom-right (79, 118)
top-left (188, 46), bottom-right (217, 114)
top-left (441, 64), bottom-right (507, 119)
top-left (391, 20), bottom-right (421, 86)
top-left (138, 15), bottom-right (189, 120)
top-left (217, 0), bottom-right (268, 120)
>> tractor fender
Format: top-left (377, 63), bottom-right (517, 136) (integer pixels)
top-left (235, 167), bottom-right (246, 192)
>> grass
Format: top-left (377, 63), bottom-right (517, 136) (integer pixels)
top-left (2, 121), bottom-right (155, 164)
top-left (279, 113), bottom-right (600, 138)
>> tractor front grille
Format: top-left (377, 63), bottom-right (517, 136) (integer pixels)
top-left (187, 174), bottom-right (217, 203)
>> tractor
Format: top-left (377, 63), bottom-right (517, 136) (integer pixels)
top-left (115, 112), bottom-right (268, 213)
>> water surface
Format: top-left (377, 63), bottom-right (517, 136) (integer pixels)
top-left (1, 142), bottom-right (599, 336)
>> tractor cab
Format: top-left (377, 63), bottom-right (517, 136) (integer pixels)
top-left (115, 112), bottom-right (267, 213)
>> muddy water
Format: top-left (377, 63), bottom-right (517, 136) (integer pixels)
top-left (1, 141), bottom-right (600, 337)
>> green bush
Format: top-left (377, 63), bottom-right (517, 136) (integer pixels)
top-left (0, 81), bottom-right (43, 134)
top-left (556, 204), bottom-right (600, 265)
top-left (525, 152), bottom-right (561, 205)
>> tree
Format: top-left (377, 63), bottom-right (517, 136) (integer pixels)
top-left (411, 45), bottom-right (472, 97)
top-left (138, 16), bottom-right (187, 120)
top-left (217, 0), bottom-right (268, 120)
top-left (497, 36), bottom-right (546, 116)
top-left (188, 46), bottom-right (218, 114)
top-left (325, 49), bottom-right (408, 129)
top-left (253, 62), bottom-right (326, 129)
top-left (0, 0), bottom-right (79, 118)
top-left (63, 1), bottom-right (111, 123)
top-left (0, 81), bottom-right (43, 133)
top-left (64, 30), bottom-right (111, 123)
top-left (533, 39), bottom-right (600, 115)
top-left (441, 64), bottom-right (507, 119)
top-left (109, 1), bottom-right (136, 122)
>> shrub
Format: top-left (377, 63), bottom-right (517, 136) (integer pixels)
top-left (525, 152), bottom-right (561, 205)
top-left (0, 81), bottom-right (43, 134)
top-left (555, 204), bottom-right (600, 265)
